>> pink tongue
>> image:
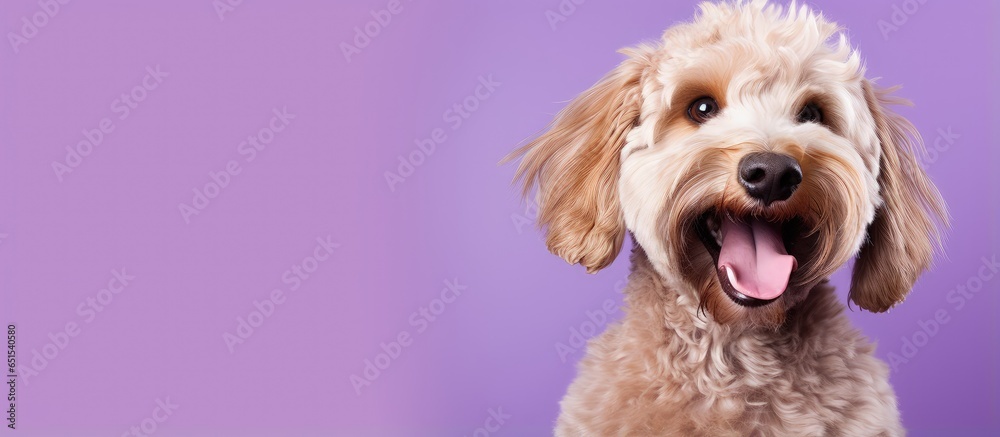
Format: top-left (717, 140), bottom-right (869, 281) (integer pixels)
top-left (718, 217), bottom-right (797, 300)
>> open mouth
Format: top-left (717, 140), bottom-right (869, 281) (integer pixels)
top-left (695, 211), bottom-right (803, 307)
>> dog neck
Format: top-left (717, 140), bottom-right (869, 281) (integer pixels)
top-left (620, 247), bottom-right (849, 367)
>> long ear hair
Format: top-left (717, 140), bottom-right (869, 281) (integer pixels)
top-left (503, 47), bottom-right (655, 273)
top-left (849, 81), bottom-right (947, 312)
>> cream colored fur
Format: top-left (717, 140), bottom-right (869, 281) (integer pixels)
top-left (507, 1), bottom-right (946, 435)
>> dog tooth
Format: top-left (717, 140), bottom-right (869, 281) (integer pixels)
top-left (725, 265), bottom-right (738, 285)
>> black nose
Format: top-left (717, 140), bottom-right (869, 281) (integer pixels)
top-left (738, 152), bottom-right (802, 205)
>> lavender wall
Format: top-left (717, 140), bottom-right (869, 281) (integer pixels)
top-left (1, 0), bottom-right (997, 435)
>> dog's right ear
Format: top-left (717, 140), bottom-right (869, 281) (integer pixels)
top-left (504, 47), bottom-right (655, 273)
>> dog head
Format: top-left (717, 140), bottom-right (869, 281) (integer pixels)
top-left (508, 1), bottom-right (945, 328)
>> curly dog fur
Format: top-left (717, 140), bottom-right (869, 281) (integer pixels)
top-left (507, 1), bottom-right (946, 435)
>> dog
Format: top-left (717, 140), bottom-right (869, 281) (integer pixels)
top-left (506, 1), bottom-right (946, 435)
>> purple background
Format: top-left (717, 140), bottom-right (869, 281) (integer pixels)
top-left (1, 0), bottom-right (997, 435)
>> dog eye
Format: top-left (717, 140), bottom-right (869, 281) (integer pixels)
top-left (797, 103), bottom-right (822, 124)
top-left (687, 97), bottom-right (719, 124)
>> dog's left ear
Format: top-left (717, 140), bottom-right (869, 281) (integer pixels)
top-left (849, 81), bottom-right (947, 312)
top-left (505, 46), bottom-right (656, 273)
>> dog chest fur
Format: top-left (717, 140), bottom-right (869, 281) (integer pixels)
top-left (554, 250), bottom-right (903, 437)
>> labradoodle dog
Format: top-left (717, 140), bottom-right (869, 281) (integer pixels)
top-left (507, 1), bottom-right (946, 435)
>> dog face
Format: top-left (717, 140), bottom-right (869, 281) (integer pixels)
top-left (509, 1), bottom-right (945, 328)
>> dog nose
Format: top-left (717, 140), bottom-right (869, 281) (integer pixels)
top-left (738, 152), bottom-right (802, 205)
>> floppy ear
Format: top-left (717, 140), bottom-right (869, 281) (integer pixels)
top-left (849, 81), bottom-right (947, 312)
top-left (505, 48), bottom-right (654, 273)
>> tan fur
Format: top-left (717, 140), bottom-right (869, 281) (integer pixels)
top-left (557, 250), bottom-right (902, 436)
top-left (507, 1), bottom-right (944, 435)
top-left (505, 47), bottom-right (657, 273)
top-left (850, 82), bottom-right (947, 312)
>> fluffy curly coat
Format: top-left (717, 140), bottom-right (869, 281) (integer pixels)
top-left (507, 1), bottom-right (945, 435)
top-left (558, 251), bottom-right (901, 436)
